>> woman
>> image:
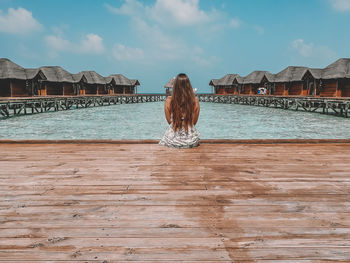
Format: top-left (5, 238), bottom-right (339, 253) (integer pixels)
top-left (159, 73), bottom-right (200, 148)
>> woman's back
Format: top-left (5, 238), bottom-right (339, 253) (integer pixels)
top-left (159, 73), bottom-right (200, 148)
top-left (164, 96), bottom-right (200, 127)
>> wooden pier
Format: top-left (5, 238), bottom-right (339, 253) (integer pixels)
top-left (0, 94), bottom-right (166, 118)
top-left (2, 93), bottom-right (350, 119)
top-left (198, 94), bottom-right (350, 118)
top-left (0, 140), bottom-right (350, 262)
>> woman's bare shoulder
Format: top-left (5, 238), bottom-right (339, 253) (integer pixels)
top-left (165, 96), bottom-right (171, 109)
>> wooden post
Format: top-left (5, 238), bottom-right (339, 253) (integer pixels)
top-left (283, 83), bottom-right (289, 96)
top-left (301, 81), bottom-right (308, 96)
top-left (313, 79), bottom-right (317, 97)
top-left (249, 85), bottom-right (254, 95)
top-left (336, 79), bottom-right (342, 98)
top-left (10, 81), bottom-right (13, 97)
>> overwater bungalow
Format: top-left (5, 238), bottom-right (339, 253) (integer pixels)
top-left (300, 68), bottom-right (323, 96)
top-left (209, 78), bottom-right (219, 94)
top-left (39, 66), bottom-right (87, 96)
top-left (108, 74), bottom-right (140, 95)
top-left (212, 58), bottom-right (350, 98)
top-left (241, 71), bottom-right (274, 95)
top-left (77, 71), bottom-right (108, 95)
top-left (25, 68), bottom-right (47, 96)
top-left (130, 79), bottom-right (140, 94)
top-left (0, 58), bottom-right (46, 97)
top-left (0, 58), bottom-right (141, 97)
top-left (209, 74), bottom-right (240, 94)
top-left (305, 58), bottom-right (350, 97)
top-left (165, 77), bottom-right (175, 95)
top-left (273, 66), bottom-right (309, 96)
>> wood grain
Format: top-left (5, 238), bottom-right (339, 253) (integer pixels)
top-left (0, 142), bottom-right (349, 262)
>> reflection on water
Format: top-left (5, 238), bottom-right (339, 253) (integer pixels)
top-left (0, 102), bottom-right (349, 139)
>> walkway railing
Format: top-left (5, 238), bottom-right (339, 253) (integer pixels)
top-left (2, 93), bottom-right (350, 118)
top-left (197, 94), bottom-right (350, 118)
top-left (0, 94), bottom-right (166, 118)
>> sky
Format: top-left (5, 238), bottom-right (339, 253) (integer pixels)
top-left (0, 0), bottom-right (350, 93)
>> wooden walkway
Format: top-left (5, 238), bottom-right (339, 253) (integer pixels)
top-left (0, 142), bottom-right (350, 262)
top-left (198, 94), bottom-right (350, 118)
top-left (0, 94), bottom-right (166, 118)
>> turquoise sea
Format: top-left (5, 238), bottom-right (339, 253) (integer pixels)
top-left (0, 102), bottom-right (350, 139)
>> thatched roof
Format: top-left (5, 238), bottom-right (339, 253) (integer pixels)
top-left (72, 73), bottom-right (88, 83)
top-left (218, 74), bottom-right (239, 85)
top-left (78, 71), bottom-right (106, 85)
top-left (165, 77), bottom-right (175, 88)
top-left (243, 71), bottom-right (273, 84)
top-left (0, 58), bottom-right (140, 87)
top-left (24, 68), bottom-right (46, 80)
top-left (321, 58), bottom-right (350, 79)
top-left (108, 74), bottom-right (138, 86)
top-left (209, 79), bottom-right (219, 86)
top-left (130, 79), bottom-right (140, 86)
top-left (234, 75), bottom-right (244, 84)
top-left (274, 66), bottom-right (308, 82)
top-left (304, 68), bottom-right (323, 79)
top-left (209, 74), bottom-right (242, 86)
top-left (0, 58), bottom-right (27, 80)
top-left (210, 58), bottom-right (350, 86)
top-left (40, 66), bottom-right (77, 83)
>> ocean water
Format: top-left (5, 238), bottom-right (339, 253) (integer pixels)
top-left (0, 102), bottom-right (350, 139)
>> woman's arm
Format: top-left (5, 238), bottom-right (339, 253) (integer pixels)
top-left (193, 98), bottom-right (200, 125)
top-left (164, 96), bottom-right (172, 124)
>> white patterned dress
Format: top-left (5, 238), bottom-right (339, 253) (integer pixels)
top-left (159, 121), bottom-right (200, 149)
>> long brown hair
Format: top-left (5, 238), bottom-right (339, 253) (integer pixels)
top-left (170, 73), bottom-right (196, 133)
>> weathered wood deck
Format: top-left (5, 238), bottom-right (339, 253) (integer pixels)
top-left (0, 141), bottom-right (350, 262)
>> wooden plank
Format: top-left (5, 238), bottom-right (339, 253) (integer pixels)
top-left (0, 142), bottom-right (349, 261)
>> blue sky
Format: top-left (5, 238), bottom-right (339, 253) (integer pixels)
top-left (0, 0), bottom-right (350, 93)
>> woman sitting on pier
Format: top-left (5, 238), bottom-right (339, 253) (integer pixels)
top-left (159, 73), bottom-right (200, 148)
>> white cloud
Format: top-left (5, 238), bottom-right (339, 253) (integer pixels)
top-left (0, 7), bottom-right (42, 35)
top-left (229, 18), bottom-right (241, 29)
top-left (291, 39), bottom-right (314, 57)
top-left (45, 33), bottom-right (105, 55)
top-left (45, 35), bottom-right (71, 52)
top-left (133, 18), bottom-right (183, 53)
top-left (106, 0), bottom-right (234, 67)
top-left (112, 44), bottom-right (144, 61)
top-left (290, 38), bottom-right (337, 64)
top-left (107, 0), bottom-right (213, 27)
top-left (330, 0), bottom-right (350, 11)
top-left (105, 0), bottom-right (144, 16)
top-left (80, 34), bottom-right (105, 53)
top-left (131, 18), bottom-right (216, 66)
top-left (150, 0), bottom-right (210, 26)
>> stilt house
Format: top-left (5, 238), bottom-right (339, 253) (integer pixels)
top-left (165, 77), bottom-right (175, 95)
top-left (39, 66), bottom-right (87, 96)
top-left (241, 71), bottom-right (274, 95)
top-left (108, 74), bottom-right (140, 94)
top-left (209, 74), bottom-right (241, 94)
top-left (0, 58), bottom-right (46, 97)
